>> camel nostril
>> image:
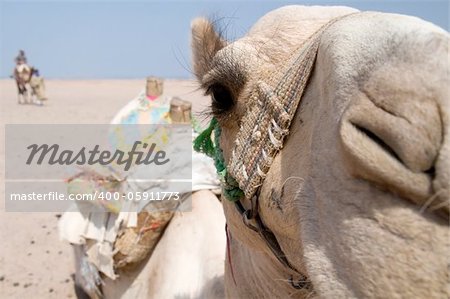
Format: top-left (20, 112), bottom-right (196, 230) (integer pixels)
top-left (341, 84), bottom-right (442, 175)
top-left (340, 117), bottom-right (434, 209)
top-left (350, 122), bottom-right (403, 166)
top-left (339, 88), bottom-right (442, 210)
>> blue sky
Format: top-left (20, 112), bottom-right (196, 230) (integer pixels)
top-left (0, 0), bottom-right (448, 79)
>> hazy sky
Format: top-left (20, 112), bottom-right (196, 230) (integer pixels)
top-left (1, 0), bottom-right (448, 79)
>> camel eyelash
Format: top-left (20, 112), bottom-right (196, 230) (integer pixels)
top-left (205, 83), bottom-right (235, 115)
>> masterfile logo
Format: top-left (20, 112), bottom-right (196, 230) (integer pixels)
top-left (26, 141), bottom-right (170, 171)
top-left (5, 124), bottom-right (193, 212)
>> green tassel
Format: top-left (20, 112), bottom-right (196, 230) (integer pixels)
top-left (193, 118), bottom-right (244, 202)
top-left (193, 118), bottom-right (218, 158)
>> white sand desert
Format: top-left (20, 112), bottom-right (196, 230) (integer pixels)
top-left (0, 78), bottom-right (209, 298)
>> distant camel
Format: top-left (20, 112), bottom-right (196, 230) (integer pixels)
top-left (13, 53), bottom-right (47, 105)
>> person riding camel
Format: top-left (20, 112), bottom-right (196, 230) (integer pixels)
top-left (13, 50), bottom-right (48, 105)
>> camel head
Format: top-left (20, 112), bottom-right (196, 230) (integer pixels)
top-left (191, 6), bottom-right (449, 298)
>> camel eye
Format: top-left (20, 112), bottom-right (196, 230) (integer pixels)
top-left (208, 83), bottom-right (234, 115)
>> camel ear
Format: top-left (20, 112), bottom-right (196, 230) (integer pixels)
top-left (191, 18), bottom-right (227, 81)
